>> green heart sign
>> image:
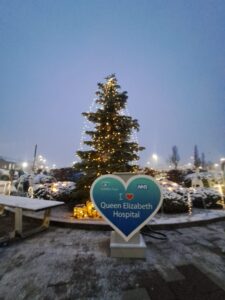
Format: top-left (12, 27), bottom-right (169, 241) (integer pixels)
top-left (90, 174), bottom-right (162, 241)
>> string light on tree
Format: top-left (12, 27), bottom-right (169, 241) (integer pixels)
top-left (75, 98), bottom-right (100, 163)
top-left (74, 74), bottom-right (145, 197)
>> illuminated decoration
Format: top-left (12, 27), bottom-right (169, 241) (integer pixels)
top-left (119, 106), bottom-right (140, 166)
top-left (51, 183), bottom-right (58, 193)
top-left (74, 74), bottom-right (145, 195)
top-left (73, 204), bottom-right (88, 219)
top-left (73, 201), bottom-right (101, 219)
top-left (34, 154), bottom-right (50, 172)
top-left (76, 93), bottom-right (141, 166)
top-left (76, 98), bottom-right (100, 156)
top-left (213, 183), bottom-right (224, 203)
top-left (187, 192), bottom-right (192, 216)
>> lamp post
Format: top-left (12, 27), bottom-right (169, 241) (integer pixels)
top-left (32, 144), bottom-right (37, 172)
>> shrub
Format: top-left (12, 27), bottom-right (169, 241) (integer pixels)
top-left (166, 169), bottom-right (186, 185)
top-left (65, 190), bottom-right (89, 211)
top-left (190, 188), bottom-right (222, 208)
top-left (161, 188), bottom-right (189, 214)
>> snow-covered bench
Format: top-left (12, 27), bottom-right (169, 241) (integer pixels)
top-left (0, 195), bottom-right (64, 243)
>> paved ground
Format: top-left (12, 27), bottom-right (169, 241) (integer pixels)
top-left (0, 213), bottom-right (225, 299)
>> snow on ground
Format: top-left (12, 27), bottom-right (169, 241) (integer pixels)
top-left (1, 217), bottom-right (225, 299)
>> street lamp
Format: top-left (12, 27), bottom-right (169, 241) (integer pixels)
top-left (22, 162), bottom-right (28, 169)
top-left (152, 153), bottom-right (158, 161)
top-left (151, 153), bottom-right (158, 169)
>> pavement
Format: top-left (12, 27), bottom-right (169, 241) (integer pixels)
top-left (0, 213), bottom-right (225, 299)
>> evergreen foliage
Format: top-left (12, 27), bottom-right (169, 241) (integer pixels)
top-left (170, 145), bottom-right (180, 169)
top-left (74, 74), bottom-right (144, 197)
top-left (194, 145), bottom-right (201, 169)
top-left (166, 169), bottom-right (184, 184)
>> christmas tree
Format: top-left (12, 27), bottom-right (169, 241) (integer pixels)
top-left (74, 74), bottom-right (144, 198)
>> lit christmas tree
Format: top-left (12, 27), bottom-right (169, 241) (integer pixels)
top-left (74, 74), bottom-right (145, 198)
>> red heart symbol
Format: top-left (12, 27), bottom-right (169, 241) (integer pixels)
top-left (126, 193), bottom-right (134, 200)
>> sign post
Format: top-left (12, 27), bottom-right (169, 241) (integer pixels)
top-left (90, 173), bottom-right (162, 258)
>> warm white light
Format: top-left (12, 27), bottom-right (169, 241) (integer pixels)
top-left (152, 153), bottom-right (158, 161)
top-left (52, 187), bottom-right (58, 193)
top-left (22, 162), bottom-right (28, 169)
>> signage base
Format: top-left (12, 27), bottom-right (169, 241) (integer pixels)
top-left (110, 231), bottom-right (146, 259)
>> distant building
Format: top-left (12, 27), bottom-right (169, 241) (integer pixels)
top-left (0, 156), bottom-right (17, 170)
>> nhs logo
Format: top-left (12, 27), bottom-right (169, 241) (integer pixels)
top-left (137, 184), bottom-right (148, 190)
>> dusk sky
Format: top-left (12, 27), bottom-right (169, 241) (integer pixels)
top-left (1, 0), bottom-right (225, 168)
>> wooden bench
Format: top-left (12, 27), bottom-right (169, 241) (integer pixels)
top-left (0, 195), bottom-right (64, 243)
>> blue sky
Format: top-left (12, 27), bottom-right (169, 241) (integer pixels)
top-left (0, 0), bottom-right (225, 168)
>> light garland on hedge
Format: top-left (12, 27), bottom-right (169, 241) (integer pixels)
top-left (187, 192), bottom-right (192, 216)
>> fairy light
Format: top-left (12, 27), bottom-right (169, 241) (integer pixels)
top-left (187, 192), bottom-right (192, 216)
top-left (73, 201), bottom-right (101, 219)
top-left (76, 97), bottom-right (101, 161)
top-left (120, 105), bottom-right (140, 165)
top-left (75, 74), bottom-right (144, 193)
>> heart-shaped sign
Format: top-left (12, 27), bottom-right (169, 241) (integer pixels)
top-left (90, 174), bottom-right (162, 241)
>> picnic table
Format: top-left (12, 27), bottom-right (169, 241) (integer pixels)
top-left (0, 195), bottom-right (64, 243)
